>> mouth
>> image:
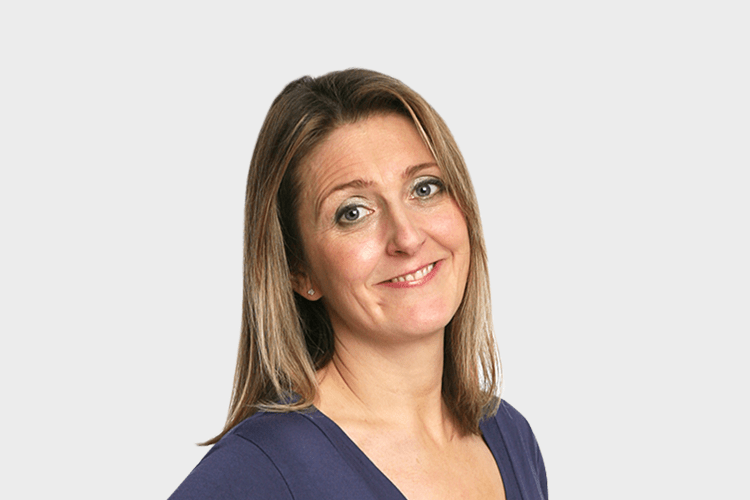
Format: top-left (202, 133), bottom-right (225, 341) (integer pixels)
top-left (379, 261), bottom-right (440, 288)
top-left (389, 262), bottom-right (435, 283)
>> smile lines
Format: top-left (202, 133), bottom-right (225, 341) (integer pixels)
top-left (390, 263), bottom-right (436, 283)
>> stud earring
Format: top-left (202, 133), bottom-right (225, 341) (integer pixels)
top-left (307, 289), bottom-right (315, 296)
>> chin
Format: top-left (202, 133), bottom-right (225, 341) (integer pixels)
top-left (404, 296), bottom-right (460, 325)
top-left (393, 311), bottom-right (455, 339)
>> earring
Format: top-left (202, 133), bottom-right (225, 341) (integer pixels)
top-left (307, 289), bottom-right (315, 296)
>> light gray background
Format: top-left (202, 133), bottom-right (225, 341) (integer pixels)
top-left (1, 1), bottom-right (747, 498)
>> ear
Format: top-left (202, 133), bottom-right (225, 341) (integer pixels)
top-left (291, 271), bottom-right (321, 301)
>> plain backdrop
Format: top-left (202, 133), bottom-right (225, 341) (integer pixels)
top-left (1, 1), bottom-right (748, 498)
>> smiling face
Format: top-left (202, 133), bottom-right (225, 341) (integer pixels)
top-left (292, 113), bottom-right (471, 347)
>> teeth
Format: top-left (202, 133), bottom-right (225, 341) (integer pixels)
top-left (391, 263), bottom-right (434, 283)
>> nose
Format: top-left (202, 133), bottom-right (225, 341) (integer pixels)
top-left (385, 205), bottom-right (425, 256)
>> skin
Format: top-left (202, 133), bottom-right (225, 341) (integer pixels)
top-left (292, 114), bottom-right (505, 500)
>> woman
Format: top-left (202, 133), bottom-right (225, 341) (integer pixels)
top-left (170, 69), bottom-right (547, 499)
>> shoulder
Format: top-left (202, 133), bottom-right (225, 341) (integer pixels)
top-left (229, 410), bottom-right (332, 463)
top-left (485, 399), bottom-right (548, 499)
top-left (169, 410), bottom-right (368, 500)
top-left (493, 400), bottom-right (536, 439)
top-left (492, 399), bottom-right (544, 463)
top-left (168, 431), bottom-right (292, 499)
top-left (230, 409), bottom-right (320, 441)
top-left (169, 412), bottom-right (325, 500)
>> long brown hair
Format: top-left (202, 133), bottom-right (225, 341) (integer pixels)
top-left (204, 69), bottom-right (499, 445)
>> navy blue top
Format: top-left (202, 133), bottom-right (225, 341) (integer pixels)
top-left (169, 400), bottom-right (547, 499)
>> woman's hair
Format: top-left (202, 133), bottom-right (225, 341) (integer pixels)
top-left (204, 69), bottom-right (499, 445)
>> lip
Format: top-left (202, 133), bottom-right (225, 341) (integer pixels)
top-left (378, 260), bottom-right (441, 289)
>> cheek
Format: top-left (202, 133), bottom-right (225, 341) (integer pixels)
top-left (310, 235), bottom-right (382, 290)
top-left (431, 205), bottom-right (471, 253)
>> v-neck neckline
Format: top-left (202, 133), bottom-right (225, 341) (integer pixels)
top-left (300, 405), bottom-right (520, 500)
top-left (303, 407), bottom-right (409, 499)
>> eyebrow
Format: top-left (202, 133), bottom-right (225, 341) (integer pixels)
top-left (403, 162), bottom-right (439, 179)
top-left (315, 162), bottom-right (440, 217)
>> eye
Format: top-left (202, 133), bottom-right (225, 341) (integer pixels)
top-left (343, 207), bottom-right (362, 221)
top-left (413, 178), bottom-right (444, 199)
top-left (416, 184), bottom-right (435, 197)
top-left (336, 203), bottom-right (371, 225)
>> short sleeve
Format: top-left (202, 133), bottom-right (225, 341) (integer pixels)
top-left (168, 434), bottom-right (293, 500)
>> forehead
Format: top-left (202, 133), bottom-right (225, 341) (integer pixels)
top-left (299, 114), bottom-right (436, 198)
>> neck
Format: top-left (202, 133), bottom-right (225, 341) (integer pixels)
top-left (315, 328), bottom-right (454, 436)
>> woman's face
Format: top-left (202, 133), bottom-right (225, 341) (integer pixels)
top-left (293, 113), bottom-right (470, 346)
